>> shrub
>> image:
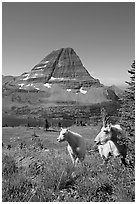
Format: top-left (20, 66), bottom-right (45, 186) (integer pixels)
top-left (2, 155), bottom-right (18, 178)
top-left (3, 175), bottom-right (33, 202)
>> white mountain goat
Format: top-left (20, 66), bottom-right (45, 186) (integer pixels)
top-left (94, 109), bottom-right (127, 166)
top-left (57, 128), bottom-right (86, 167)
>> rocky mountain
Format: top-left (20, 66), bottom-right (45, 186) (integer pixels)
top-left (3, 48), bottom-right (101, 91)
top-left (32, 47), bottom-right (101, 89)
top-left (108, 85), bottom-right (125, 98)
top-left (2, 47), bottom-right (123, 121)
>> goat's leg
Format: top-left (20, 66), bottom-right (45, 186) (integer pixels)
top-left (71, 159), bottom-right (77, 178)
top-left (67, 146), bottom-right (75, 165)
top-left (74, 157), bottom-right (79, 167)
top-left (98, 145), bottom-right (107, 166)
top-left (71, 157), bottom-right (79, 176)
top-left (67, 150), bottom-right (76, 176)
top-left (69, 153), bottom-right (75, 165)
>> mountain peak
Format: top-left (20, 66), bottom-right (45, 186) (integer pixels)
top-left (30, 47), bottom-right (100, 89)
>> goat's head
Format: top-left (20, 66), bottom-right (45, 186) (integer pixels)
top-left (94, 125), bottom-right (111, 145)
top-left (57, 128), bottom-right (68, 143)
top-left (94, 109), bottom-right (111, 145)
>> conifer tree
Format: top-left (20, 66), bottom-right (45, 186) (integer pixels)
top-left (120, 61), bottom-right (135, 134)
top-left (119, 60), bottom-right (135, 166)
top-left (44, 119), bottom-right (49, 131)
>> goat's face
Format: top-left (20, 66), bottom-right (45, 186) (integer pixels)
top-left (57, 128), bottom-right (68, 143)
top-left (94, 125), bottom-right (111, 145)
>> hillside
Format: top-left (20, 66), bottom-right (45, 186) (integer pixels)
top-left (2, 126), bottom-right (135, 202)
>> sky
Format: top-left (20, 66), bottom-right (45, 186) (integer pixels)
top-left (2, 2), bottom-right (135, 86)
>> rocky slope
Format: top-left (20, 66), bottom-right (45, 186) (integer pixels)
top-left (2, 47), bottom-right (123, 119)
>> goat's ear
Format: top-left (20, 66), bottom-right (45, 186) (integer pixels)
top-left (101, 109), bottom-right (106, 126)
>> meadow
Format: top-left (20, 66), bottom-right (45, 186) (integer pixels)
top-left (2, 125), bottom-right (135, 202)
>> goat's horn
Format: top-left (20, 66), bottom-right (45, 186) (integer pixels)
top-left (101, 107), bottom-right (107, 126)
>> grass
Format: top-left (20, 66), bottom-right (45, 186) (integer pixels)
top-left (2, 125), bottom-right (135, 202)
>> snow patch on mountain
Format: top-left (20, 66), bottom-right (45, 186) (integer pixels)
top-left (50, 77), bottom-right (57, 80)
top-left (49, 77), bottom-right (77, 81)
top-left (44, 83), bottom-right (52, 88)
top-left (67, 89), bottom-right (71, 92)
top-left (50, 77), bottom-right (65, 81)
top-left (26, 84), bottom-right (34, 87)
top-left (80, 87), bottom-right (87, 94)
top-left (23, 75), bottom-right (30, 80)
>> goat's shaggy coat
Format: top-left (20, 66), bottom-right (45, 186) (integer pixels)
top-left (94, 124), bottom-right (127, 165)
top-left (57, 128), bottom-right (86, 166)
